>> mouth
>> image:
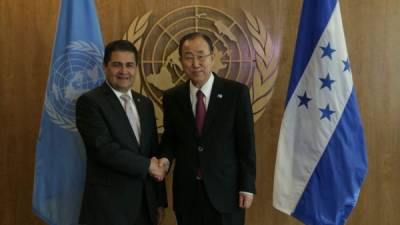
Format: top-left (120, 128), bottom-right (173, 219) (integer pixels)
top-left (191, 70), bottom-right (203, 74)
top-left (116, 74), bottom-right (131, 80)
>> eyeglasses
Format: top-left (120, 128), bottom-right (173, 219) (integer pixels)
top-left (182, 53), bottom-right (212, 63)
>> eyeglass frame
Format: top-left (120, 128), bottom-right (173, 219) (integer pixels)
top-left (181, 53), bottom-right (213, 63)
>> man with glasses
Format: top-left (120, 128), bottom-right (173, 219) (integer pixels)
top-left (76, 40), bottom-right (167, 225)
top-left (159, 32), bottom-right (256, 225)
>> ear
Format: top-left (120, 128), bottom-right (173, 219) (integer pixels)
top-left (210, 53), bottom-right (216, 63)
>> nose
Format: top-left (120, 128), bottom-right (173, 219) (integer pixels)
top-left (120, 65), bottom-right (129, 74)
top-left (192, 57), bottom-right (201, 67)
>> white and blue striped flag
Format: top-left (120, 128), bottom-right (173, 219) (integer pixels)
top-left (32, 0), bottom-right (104, 224)
top-left (273, 0), bottom-right (368, 224)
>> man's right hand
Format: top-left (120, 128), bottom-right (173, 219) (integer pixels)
top-left (149, 157), bottom-right (170, 181)
top-left (158, 157), bottom-right (170, 174)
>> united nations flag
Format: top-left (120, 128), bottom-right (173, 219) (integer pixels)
top-left (32, 0), bottom-right (104, 224)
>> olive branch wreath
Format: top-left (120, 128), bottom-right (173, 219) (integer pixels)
top-left (45, 99), bottom-right (77, 131)
top-left (244, 10), bottom-right (279, 122)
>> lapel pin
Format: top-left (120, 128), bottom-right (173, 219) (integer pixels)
top-left (217, 94), bottom-right (223, 99)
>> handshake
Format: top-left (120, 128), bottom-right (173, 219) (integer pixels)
top-left (149, 157), bottom-right (170, 181)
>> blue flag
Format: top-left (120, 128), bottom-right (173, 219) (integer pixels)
top-left (32, 0), bottom-right (104, 224)
top-left (273, 1), bottom-right (368, 224)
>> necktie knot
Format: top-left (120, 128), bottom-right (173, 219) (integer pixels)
top-left (120, 94), bottom-right (131, 110)
top-left (120, 94), bottom-right (131, 102)
top-left (196, 90), bottom-right (204, 99)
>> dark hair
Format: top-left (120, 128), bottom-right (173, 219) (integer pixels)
top-left (103, 40), bottom-right (138, 65)
top-left (178, 32), bottom-right (214, 56)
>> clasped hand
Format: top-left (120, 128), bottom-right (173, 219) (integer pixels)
top-left (149, 157), bottom-right (170, 181)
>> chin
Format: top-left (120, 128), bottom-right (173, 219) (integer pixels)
top-left (190, 73), bottom-right (205, 79)
top-left (116, 85), bottom-right (131, 92)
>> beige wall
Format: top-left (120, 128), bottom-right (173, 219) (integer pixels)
top-left (1, 0), bottom-right (399, 224)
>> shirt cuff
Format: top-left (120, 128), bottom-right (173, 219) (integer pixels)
top-left (239, 191), bottom-right (254, 196)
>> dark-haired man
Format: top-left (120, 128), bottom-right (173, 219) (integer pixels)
top-left (76, 40), bottom-right (167, 225)
top-left (159, 32), bottom-right (256, 225)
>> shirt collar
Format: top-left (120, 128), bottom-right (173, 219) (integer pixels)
top-left (189, 73), bottom-right (214, 99)
top-left (106, 80), bottom-right (133, 100)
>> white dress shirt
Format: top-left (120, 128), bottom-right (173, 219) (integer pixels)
top-left (189, 73), bottom-right (214, 116)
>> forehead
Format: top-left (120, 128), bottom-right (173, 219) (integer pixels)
top-left (109, 51), bottom-right (136, 62)
top-left (181, 37), bottom-right (210, 53)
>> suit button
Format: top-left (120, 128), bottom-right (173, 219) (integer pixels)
top-left (198, 146), bottom-right (204, 152)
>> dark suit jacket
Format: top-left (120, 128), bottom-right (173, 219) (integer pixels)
top-left (76, 82), bottom-right (167, 225)
top-left (160, 74), bottom-right (256, 214)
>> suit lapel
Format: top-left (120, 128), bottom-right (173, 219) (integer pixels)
top-left (102, 83), bottom-right (127, 122)
top-left (177, 82), bottom-right (198, 137)
top-left (131, 91), bottom-right (146, 152)
top-left (101, 83), bottom-right (141, 148)
top-left (202, 75), bottom-right (223, 136)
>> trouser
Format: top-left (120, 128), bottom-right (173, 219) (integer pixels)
top-left (175, 181), bottom-right (245, 225)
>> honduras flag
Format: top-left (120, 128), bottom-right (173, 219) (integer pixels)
top-left (273, 1), bottom-right (368, 224)
top-left (32, 0), bottom-right (104, 224)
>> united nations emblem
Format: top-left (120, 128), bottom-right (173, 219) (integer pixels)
top-left (123, 6), bottom-right (280, 132)
top-left (45, 41), bottom-right (104, 131)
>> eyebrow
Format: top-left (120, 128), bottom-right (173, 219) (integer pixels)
top-left (110, 61), bottom-right (136, 64)
top-left (183, 50), bottom-right (209, 55)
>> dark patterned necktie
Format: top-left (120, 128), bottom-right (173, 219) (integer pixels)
top-left (195, 90), bottom-right (206, 136)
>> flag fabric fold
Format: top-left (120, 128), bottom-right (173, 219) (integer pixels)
top-left (273, 0), bottom-right (368, 224)
top-left (33, 0), bottom-right (104, 224)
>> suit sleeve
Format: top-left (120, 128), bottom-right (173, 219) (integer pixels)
top-left (147, 100), bottom-right (168, 207)
top-left (76, 94), bottom-right (150, 179)
top-left (159, 92), bottom-right (176, 163)
top-left (235, 85), bottom-right (256, 194)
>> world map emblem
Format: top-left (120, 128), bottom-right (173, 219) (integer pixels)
top-left (123, 6), bottom-right (280, 132)
top-left (45, 41), bottom-right (104, 131)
